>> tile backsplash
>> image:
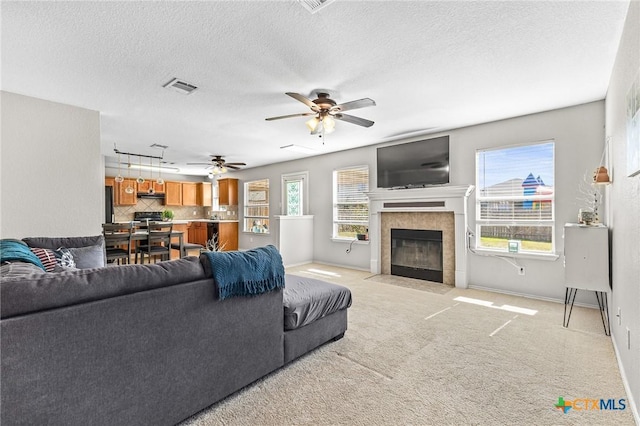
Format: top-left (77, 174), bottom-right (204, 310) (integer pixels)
top-left (113, 198), bottom-right (237, 222)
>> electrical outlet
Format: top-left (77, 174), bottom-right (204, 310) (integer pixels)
top-left (617, 307), bottom-right (622, 326)
top-left (518, 267), bottom-right (525, 275)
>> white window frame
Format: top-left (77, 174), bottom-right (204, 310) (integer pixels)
top-left (475, 140), bottom-right (555, 255)
top-left (244, 178), bottom-right (270, 234)
top-left (281, 171), bottom-right (309, 216)
top-left (332, 165), bottom-right (370, 240)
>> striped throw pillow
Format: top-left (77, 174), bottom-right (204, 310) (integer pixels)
top-left (29, 247), bottom-right (57, 272)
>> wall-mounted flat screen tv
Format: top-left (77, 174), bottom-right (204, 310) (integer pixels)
top-left (376, 135), bottom-right (450, 188)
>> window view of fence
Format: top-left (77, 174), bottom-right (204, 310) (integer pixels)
top-left (476, 142), bottom-right (555, 253)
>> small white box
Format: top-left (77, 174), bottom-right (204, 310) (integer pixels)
top-left (508, 240), bottom-right (520, 253)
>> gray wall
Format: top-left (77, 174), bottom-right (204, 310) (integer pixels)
top-left (605, 0), bottom-right (639, 420)
top-left (232, 101), bottom-right (606, 305)
top-left (1, 91), bottom-right (102, 238)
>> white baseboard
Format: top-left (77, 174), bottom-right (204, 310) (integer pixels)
top-left (612, 333), bottom-right (640, 424)
top-left (468, 284), bottom-right (600, 309)
top-left (309, 260), bottom-right (371, 272)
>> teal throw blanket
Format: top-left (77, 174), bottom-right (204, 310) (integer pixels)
top-left (203, 245), bottom-right (285, 300)
top-left (0, 239), bottom-right (45, 271)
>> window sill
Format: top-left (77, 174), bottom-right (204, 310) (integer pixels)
top-left (242, 232), bottom-right (271, 235)
top-left (331, 238), bottom-right (370, 245)
top-left (472, 248), bottom-right (559, 261)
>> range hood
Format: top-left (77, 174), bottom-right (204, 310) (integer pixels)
top-left (137, 192), bottom-right (165, 199)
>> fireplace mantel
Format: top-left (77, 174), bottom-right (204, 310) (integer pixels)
top-left (366, 185), bottom-right (475, 289)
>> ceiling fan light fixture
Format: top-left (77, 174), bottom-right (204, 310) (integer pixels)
top-left (306, 116), bottom-right (320, 132)
top-left (323, 116), bottom-right (336, 133)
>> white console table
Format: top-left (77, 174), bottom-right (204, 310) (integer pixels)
top-left (563, 223), bottom-right (610, 335)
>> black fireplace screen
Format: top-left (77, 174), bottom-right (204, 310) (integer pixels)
top-left (391, 228), bottom-right (443, 282)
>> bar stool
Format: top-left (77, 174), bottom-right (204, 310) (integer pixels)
top-left (135, 222), bottom-right (173, 264)
top-left (102, 223), bottom-right (134, 265)
top-left (171, 242), bottom-right (204, 258)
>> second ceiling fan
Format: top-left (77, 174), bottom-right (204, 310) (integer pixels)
top-left (265, 92), bottom-right (376, 134)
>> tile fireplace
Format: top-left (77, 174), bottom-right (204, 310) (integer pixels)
top-left (366, 185), bottom-right (474, 288)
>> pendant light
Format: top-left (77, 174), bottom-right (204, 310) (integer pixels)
top-left (125, 154), bottom-right (135, 194)
top-left (156, 156), bottom-right (164, 186)
top-left (136, 155), bottom-right (145, 184)
top-left (147, 157), bottom-right (155, 194)
top-left (115, 151), bottom-right (124, 183)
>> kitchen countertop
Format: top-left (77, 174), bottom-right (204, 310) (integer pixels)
top-left (169, 219), bottom-right (239, 224)
top-left (114, 219), bottom-right (239, 225)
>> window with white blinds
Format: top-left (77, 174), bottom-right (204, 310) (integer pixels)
top-left (476, 141), bottom-right (555, 253)
top-left (333, 166), bottom-right (369, 239)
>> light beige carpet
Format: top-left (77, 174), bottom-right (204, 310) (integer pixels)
top-left (365, 273), bottom-right (454, 294)
top-left (180, 264), bottom-right (634, 426)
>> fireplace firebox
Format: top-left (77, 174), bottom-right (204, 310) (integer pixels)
top-left (391, 228), bottom-right (443, 282)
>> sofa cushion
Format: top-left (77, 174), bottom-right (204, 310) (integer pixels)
top-left (283, 274), bottom-right (352, 330)
top-left (0, 261), bottom-right (47, 278)
top-left (22, 235), bottom-right (106, 266)
top-left (66, 244), bottom-right (104, 268)
top-left (1, 256), bottom-right (206, 319)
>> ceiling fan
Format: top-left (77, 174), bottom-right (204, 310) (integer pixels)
top-left (187, 155), bottom-right (246, 174)
top-left (265, 92), bottom-right (376, 135)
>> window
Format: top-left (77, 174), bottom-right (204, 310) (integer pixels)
top-left (281, 171), bottom-right (308, 216)
top-left (333, 166), bottom-right (369, 239)
top-left (476, 141), bottom-right (555, 253)
top-left (244, 179), bottom-right (269, 234)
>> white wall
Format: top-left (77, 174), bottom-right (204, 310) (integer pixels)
top-left (605, 0), bottom-right (639, 420)
top-left (233, 101), bottom-right (606, 301)
top-left (0, 91), bottom-right (102, 238)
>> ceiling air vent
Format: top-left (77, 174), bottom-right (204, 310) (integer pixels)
top-left (297, 0), bottom-right (336, 14)
top-left (163, 78), bottom-right (198, 95)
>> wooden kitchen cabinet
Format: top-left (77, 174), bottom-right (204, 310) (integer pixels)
top-left (164, 182), bottom-right (182, 206)
top-left (188, 222), bottom-right (208, 246)
top-left (137, 180), bottom-right (165, 194)
top-left (117, 179), bottom-right (137, 206)
top-left (182, 183), bottom-right (197, 206)
top-left (116, 178), bottom-right (137, 205)
top-left (218, 178), bottom-right (238, 206)
top-left (197, 182), bottom-right (212, 206)
top-left (170, 223), bottom-right (189, 259)
top-left (218, 222), bottom-right (238, 251)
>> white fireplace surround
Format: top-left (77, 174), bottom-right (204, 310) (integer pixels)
top-left (366, 185), bottom-right (475, 289)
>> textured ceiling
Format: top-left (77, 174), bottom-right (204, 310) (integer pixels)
top-left (1, 1), bottom-right (630, 176)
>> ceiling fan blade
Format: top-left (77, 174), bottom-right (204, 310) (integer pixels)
top-left (187, 162), bottom-right (215, 165)
top-left (333, 113), bottom-right (374, 128)
top-left (226, 165), bottom-right (242, 170)
top-left (332, 98), bottom-right (376, 113)
top-left (265, 112), bottom-right (315, 121)
top-left (286, 92), bottom-right (319, 111)
top-left (224, 162), bottom-right (246, 166)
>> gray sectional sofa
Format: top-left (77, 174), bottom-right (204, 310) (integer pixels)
top-left (1, 236), bottom-right (351, 425)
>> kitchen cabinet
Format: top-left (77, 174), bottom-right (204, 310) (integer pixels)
top-left (164, 182), bottom-right (182, 206)
top-left (182, 183), bottom-right (197, 206)
top-left (218, 222), bottom-right (238, 251)
top-left (137, 180), bottom-right (165, 194)
top-left (116, 178), bottom-right (137, 206)
top-left (197, 182), bottom-right (212, 207)
top-left (188, 222), bottom-right (208, 246)
top-left (218, 178), bottom-right (238, 206)
top-left (170, 223), bottom-right (189, 259)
